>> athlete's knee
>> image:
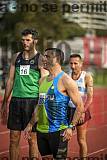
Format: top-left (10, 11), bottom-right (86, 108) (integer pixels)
top-left (77, 136), bottom-right (86, 146)
top-left (28, 138), bottom-right (36, 146)
top-left (28, 134), bottom-right (37, 145)
top-left (10, 131), bottom-right (20, 147)
top-left (28, 137), bottom-right (36, 145)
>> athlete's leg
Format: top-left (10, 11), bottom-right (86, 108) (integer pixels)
top-left (9, 130), bottom-right (21, 160)
top-left (37, 131), bottom-right (52, 158)
top-left (76, 122), bottom-right (88, 159)
top-left (49, 130), bottom-right (68, 160)
top-left (22, 98), bottom-right (39, 159)
top-left (28, 132), bottom-right (39, 159)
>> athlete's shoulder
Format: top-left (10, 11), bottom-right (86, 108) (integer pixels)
top-left (62, 72), bottom-right (76, 85)
top-left (11, 52), bottom-right (21, 65)
top-left (85, 71), bottom-right (93, 79)
top-left (84, 71), bottom-right (93, 86)
top-left (63, 72), bottom-right (72, 79)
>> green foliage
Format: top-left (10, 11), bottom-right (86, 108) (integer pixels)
top-left (96, 29), bottom-right (107, 37)
top-left (0, 0), bottom-right (86, 51)
top-left (94, 69), bottom-right (107, 86)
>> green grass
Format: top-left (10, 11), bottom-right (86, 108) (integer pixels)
top-left (93, 69), bottom-right (107, 87)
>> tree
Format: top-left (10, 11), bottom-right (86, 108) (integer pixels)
top-left (0, 0), bottom-right (86, 52)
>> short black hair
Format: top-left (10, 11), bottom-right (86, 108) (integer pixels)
top-left (21, 28), bottom-right (39, 39)
top-left (70, 54), bottom-right (82, 60)
top-left (45, 48), bottom-right (64, 65)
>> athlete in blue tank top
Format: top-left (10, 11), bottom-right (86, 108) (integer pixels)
top-left (37, 71), bottom-right (70, 133)
top-left (24, 48), bottom-right (84, 159)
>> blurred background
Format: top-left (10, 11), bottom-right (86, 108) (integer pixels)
top-left (0, 0), bottom-right (107, 89)
top-left (0, 0), bottom-right (107, 159)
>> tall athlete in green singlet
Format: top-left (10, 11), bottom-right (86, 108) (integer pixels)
top-left (0, 29), bottom-right (48, 160)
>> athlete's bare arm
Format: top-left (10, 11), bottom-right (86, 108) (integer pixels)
top-left (62, 74), bottom-right (84, 125)
top-left (24, 75), bottom-right (47, 139)
top-left (84, 72), bottom-right (93, 111)
top-left (59, 74), bottom-right (84, 141)
top-left (2, 53), bottom-right (19, 103)
top-left (25, 54), bottom-right (49, 129)
top-left (0, 53), bottom-right (19, 124)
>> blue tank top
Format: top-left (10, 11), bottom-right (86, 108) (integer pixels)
top-left (37, 71), bottom-right (70, 133)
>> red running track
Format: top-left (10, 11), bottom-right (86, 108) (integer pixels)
top-left (0, 87), bottom-right (107, 159)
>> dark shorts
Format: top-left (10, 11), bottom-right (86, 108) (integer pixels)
top-left (7, 97), bottom-right (38, 131)
top-left (68, 107), bottom-right (91, 126)
top-left (37, 130), bottom-right (68, 159)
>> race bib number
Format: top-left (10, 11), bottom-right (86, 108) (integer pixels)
top-left (20, 65), bottom-right (30, 75)
top-left (38, 93), bottom-right (46, 105)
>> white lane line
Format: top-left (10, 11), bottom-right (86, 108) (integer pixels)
top-left (68, 148), bottom-right (107, 156)
top-left (0, 131), bottom-right (9, 135)
top-left (0, 145), bottom-right (28, 155)
top-left (88, 147), bottom-right (107, 156)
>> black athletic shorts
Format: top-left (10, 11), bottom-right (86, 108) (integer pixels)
top-left (7, 97), bottom-right (38, 131)
top-left (37, 130), bottom-right (68, 159)
top-left (68, 107), bottom-right (91, 126)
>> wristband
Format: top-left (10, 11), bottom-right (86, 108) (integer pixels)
top-left (68, 123), bottom-right (75, 130)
